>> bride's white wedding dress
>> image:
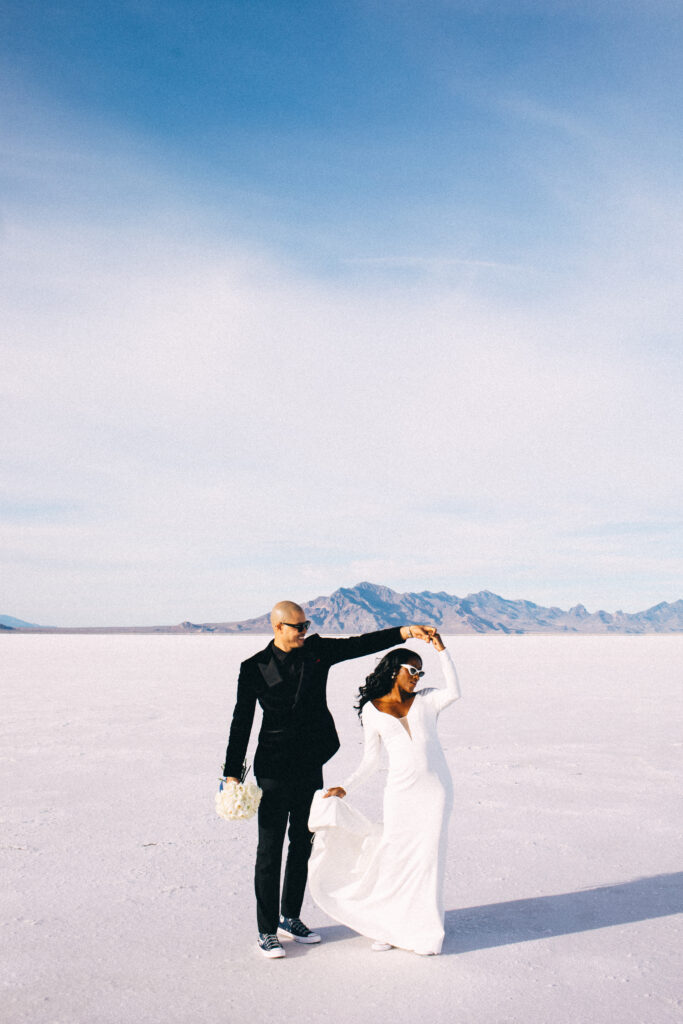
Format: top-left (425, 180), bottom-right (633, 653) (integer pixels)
top-left (308, 648), bottom-right (461, 955)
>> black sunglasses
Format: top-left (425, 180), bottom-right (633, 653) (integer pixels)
top-left (282, 620), bottom-right (311, 633)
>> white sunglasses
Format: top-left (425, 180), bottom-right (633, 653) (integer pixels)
top-left (400, 664), bottom-right (425, 678)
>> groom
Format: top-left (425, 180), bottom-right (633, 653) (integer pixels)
top-left (222, 599), bottom-right (435, 958)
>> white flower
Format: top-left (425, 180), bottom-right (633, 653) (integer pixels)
top-left (215, 780), bottom-right (262, 821)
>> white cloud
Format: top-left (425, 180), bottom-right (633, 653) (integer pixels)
top-left (1, 106), bottom-right (682, 623)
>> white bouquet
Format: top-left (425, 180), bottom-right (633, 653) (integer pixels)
top-left (215, 778), bottom-right (262, 822)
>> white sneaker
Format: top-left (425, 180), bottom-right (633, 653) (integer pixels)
top-left (371, 941), bottom-right (393, 951)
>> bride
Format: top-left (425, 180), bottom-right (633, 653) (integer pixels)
top-left (307, 631), bottom-right (461, 955)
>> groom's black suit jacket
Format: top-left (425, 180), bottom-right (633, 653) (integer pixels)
top-left (223, 627), bottom-right (404, 780)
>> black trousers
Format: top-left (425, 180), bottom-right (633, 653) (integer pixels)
top-left (254, 769), bottom-right (323, 934)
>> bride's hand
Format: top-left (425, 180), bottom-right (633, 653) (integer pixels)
top-left (323, 787), bottom-right (346, 799)
top-left (430, 631), bottom-right (445, 652)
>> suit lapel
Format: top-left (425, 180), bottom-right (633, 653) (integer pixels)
top-left (256, 640), bottom-right (320, 701)
top-left (257, 645), bottom-right (284, 688)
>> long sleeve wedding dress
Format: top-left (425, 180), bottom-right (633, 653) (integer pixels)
top-left (308, 647), bottom-right (461, 955)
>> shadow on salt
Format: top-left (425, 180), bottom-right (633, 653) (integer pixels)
top-left (443, 870), bottom-right (683, 955)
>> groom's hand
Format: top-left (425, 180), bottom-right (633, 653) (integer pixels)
top-left (401, 624), bottom-right (437, 642)
top-left (323, 787), bottom-right (346, 799)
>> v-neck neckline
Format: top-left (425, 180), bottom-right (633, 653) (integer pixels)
top-left (370, 700), bottom-right (416, 741)
top-left (370, 693), bottom-right (418, 722)
top-left (397, 716), bottom-right (412, 739)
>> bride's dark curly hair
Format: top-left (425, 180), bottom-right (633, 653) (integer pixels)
top-left (355, 647), bottom-right (423, 720)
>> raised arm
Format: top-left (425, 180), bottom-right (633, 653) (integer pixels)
top-left (315, 624), bottom-right (437, 668)
top-left (431, 645), bottom-right (462, 714)
top-left (324, 708), bottom-right (382, 798)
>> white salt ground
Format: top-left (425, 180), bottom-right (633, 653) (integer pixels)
top-left (1, 635), bottom-right (682, 1024)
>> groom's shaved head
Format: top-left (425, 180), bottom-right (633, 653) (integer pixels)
top-left (270, 600), bottom-right (305, 630)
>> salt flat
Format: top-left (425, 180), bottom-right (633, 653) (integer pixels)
top-left (1, 635), bottom-right (682, 1024)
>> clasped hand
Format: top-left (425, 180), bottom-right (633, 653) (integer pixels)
top-left (408, 624), bottom-right (445, 652)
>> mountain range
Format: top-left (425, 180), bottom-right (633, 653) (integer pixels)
top-left (3, 582), bottom-right (683, 634)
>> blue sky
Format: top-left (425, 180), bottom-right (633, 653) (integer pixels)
top-left (2, 1), bottom-right (682, 624)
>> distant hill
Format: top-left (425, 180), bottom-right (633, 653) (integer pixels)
top-left (3, 582), bottom-right (683, 634)
top-left (0, 615), bottom-right (39, 628)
